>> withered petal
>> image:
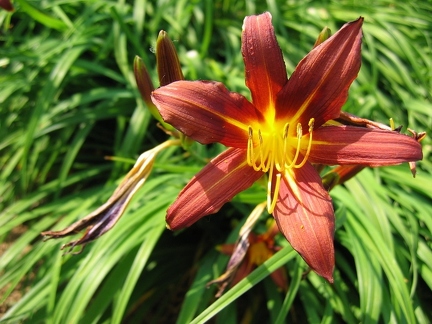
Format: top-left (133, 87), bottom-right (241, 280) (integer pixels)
top-left (272, 162), bottom-right (335, 282)
top-left (276, 18), bottom-right (363, 130)
top-left (309, 125), bottom-right (423, 166)
top-left (242, 12), bottom-right (287, 114)
top-left (42, 188), bottom-right (133, 253)
top-left (152, 81), bottom-right (264, 148)
top-left (42, 146), bottom-right (159, 252)
top-left (166, 148), bottom-right (264, 230)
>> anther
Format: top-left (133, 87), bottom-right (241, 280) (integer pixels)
top-left (308, 118), bottom-right (315, 130)
top-left (296, 123), bottom-right (303, 138)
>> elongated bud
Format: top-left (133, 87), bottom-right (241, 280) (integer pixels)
top-left (134, 56), bottom-right (174, 131)
top-left (156, 30), bottom-right (184, 86)
top-left (156, 30), bottom-right (194, 148)
top-left (313, 26), bottom-right (331, 48)
top-left (134, 56), bottom-right (155, 107)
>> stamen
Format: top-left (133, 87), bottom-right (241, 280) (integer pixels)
top-left (262, 131), bottom-right (274, 172)
top-left (248, 118), bottom-right (314, 176)
top-left (247, 126), bottom-right (263, 171)
top-left (247, 126), bottom-right (253, 166)
top-left (286, 123), bottom-right (303, 168)
top-left (282, 123), bottom-right (289, 139)
top-left (258, 130), bottom-right (265, 170)
top-left (282, 123), bottom-right (289, 167)
top-left (295, 118), bottom-right (314, 168)
top-left (267, 171), bottom-right (281, 214)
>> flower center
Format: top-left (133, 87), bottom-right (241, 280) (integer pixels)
top-left (247, 118), bottom-right (314, 213)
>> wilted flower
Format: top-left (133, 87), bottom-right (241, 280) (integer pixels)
top-left (43, 30), bottom-right (185, 251)
top-left (42, 139), bottom-right (179, 253)
top-left (151, 12), bottom-right (423, 281)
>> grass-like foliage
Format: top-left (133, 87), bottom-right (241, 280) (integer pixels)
top-left (1, 0), bottom-right (431, 323)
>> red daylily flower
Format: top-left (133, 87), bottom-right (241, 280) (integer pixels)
top-left (151, 13), bottom-right (423, 282)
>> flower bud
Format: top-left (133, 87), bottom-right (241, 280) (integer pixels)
top-left (134, 56), bottom-right (174, 131)
top-left (156, 30), bottom-right (184, 86)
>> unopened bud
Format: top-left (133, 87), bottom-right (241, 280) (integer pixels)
top-left (133, 56), bottom-right (174, 130)
top-left (156, 30), bottom-right (184, 86)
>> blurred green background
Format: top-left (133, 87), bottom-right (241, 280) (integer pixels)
top-left (1, 0), bottom-right (431, 323)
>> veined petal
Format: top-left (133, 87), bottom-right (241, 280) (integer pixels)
top-left (152, 81), bottom-right (263, 148)
top-left (242, 12), bottom-right (287, 116)
top-left (308, 126), bottom-right (423, 166)
top-left (167, 148), bottom-right (264, 230)
top-left (272, 162), bottom-right (335, 282)
top-left (276, 18), bottom-right (363, 130)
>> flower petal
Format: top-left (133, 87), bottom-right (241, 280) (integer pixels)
top-left (152, 81), bottom-right (264, 148)
top-left (272, 162), bottom-right (335, 282)
top-left (242, 12), bottom-right (287, 115)
top-left (0, 0), bottom-right (14, 11)
top-left (276, 18), bottom-right (363, 129)
top-left (308, 126), bottom-right (423, 166)
top-left (167, 148), bottom-right (264, 230)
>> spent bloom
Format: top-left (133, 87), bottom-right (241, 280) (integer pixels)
top-left (42, 140), bottom-right (179, 252)
top-left (42, 31), bottom-right (185, 250)
top-left (151, 13), bottom-right (423, 281)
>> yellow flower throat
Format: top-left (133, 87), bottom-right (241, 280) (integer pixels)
top-left (246, 118), bottom-right (315, 214)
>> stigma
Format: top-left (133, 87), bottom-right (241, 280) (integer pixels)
top-left (247, 118), bottom-right (314, 213)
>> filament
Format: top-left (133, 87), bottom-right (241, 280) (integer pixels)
top-left (294, 118), bottom-right (314, 168)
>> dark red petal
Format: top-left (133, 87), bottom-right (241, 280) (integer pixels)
top-left (152, 81), bottom-right (264, 148)
top-left (0, 0), bottom-right (13, 11)
top-left (167, 148), bottom-right (264, 230)
top-left (272, 162), bottom-right (335, 282)
top-left (242, 12), bottom-right (287, 115)
top-left (308, 126), bottom-right (423, 166)
top-left (276, 18), bottom-right (363, 130)
top-left (270, 267), bottom-right (288, 292)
